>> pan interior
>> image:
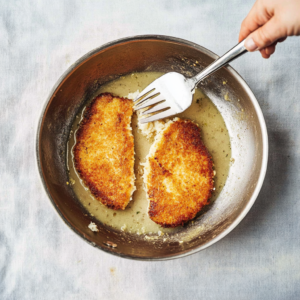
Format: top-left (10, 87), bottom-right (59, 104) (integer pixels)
top-left (38, 37), bottom-right (266, 259)
top-left (67, 71), bottom-right (231, 237)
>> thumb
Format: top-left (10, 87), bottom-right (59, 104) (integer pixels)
top-left (244, 17), bottom-right (285, 51)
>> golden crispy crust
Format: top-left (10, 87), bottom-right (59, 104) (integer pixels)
top-left (73, 93), bottom-right (134, 210)
top-left (146, 119), bottom-right (214, 227)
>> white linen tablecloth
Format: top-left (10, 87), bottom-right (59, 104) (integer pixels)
top-left (1, 0), bottom-right (300, 299)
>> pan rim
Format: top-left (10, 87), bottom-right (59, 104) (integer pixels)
top-left (36, 34), bottom-right (268, 261)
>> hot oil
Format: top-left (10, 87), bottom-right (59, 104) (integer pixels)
top-left (67, 72), bottom-right (231, 236)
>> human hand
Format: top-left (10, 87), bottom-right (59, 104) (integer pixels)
top-left (239, 0), bottom-right (300, 58)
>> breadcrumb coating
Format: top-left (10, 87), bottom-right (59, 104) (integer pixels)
top-left (144, 118), bottom-right (214, 227)
top-left (73, 93), bottom-right (135, 210)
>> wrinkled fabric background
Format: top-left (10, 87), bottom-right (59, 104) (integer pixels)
top-left (1, 0), bottom-right (300, 299)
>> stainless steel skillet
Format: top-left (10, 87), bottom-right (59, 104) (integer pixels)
top-left (36, 35), bottom-right (268, 260)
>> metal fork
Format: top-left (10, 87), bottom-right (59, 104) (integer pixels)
top-left (134, 40), bottom-right (247, 123)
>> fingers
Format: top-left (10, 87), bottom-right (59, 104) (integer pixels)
top-left (278, 37), bottom-right (287, 43)
top-left (260, 48), bottom-right (270, 59)
top-left (259, 43), bottom-right (277, 59)
top-left (265, 43), bottom-right (276, 55)
top-left (245, 16), bottom-right (285, 51)
top-left (239, 2), bottom-right (259, 42)
top-left (239, 1), bottom-right (269, 42)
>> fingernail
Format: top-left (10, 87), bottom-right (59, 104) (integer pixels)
top-left (245, 38), bottom-right (258, 51)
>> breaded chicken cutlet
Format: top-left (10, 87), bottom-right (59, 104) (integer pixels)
top-left (73, 93), bottom-right (135, 210)
top-left (143, 118), bottom-right (214, 227)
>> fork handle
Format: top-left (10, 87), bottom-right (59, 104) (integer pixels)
top-left (191, 40), bottom-right (247, 87)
